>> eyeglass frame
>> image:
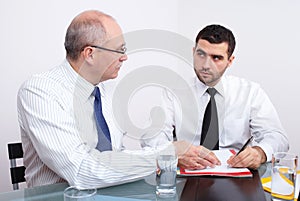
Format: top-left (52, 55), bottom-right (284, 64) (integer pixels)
top-left (90, 45), bottom-right (127, 54)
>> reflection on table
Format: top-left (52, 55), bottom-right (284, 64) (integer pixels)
top-left (0, 163), bottom-right (272, 201)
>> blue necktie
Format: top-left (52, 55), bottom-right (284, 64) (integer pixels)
top-left (93, 87), bottom-right (112, 151)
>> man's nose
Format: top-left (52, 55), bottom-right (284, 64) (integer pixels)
top-left (202, 57), bottom-right (213, 69)
top-left (119, 53), bottom-right (128, 62)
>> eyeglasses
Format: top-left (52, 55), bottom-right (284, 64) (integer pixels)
top-left (90, 45), bottom-right (127, 54)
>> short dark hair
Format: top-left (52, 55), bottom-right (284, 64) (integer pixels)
top-left (195, 24), bottom-right (236, 58)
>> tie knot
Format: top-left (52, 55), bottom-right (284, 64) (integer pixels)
top-left (93, 87), bottom-right (101, 100)
top-left (207, 88), bottom-right (217, 97)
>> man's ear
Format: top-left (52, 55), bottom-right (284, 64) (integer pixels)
top-left (227, 55), bottom-right (235, 67)
top-left (82, 46), bottom-right (94, 63)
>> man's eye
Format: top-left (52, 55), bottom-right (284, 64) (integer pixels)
top-left (197, 51), bottom-right (206, 57)
top-left (212, 55), bottom-right (223, 61)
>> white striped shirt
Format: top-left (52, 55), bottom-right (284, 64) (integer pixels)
top-left (17, 60), bottom-right (157, 189)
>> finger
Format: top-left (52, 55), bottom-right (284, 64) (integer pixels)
top-left (206, 152), bottom-right (221, 165)
top-left (195, 163), bottom-right (207, 169)
top-left (199, 146), bottom-right (211, 158)
top-left (196, 157), bottom-right (215, 168)
top-left (228, 147), bottom-right (250, 166)
top-left (179, 156), bottom-right (205, 170)
top-left (198, 147), bottom-right (220, 165)
top-left (182, 154), bottom-right (215, 169)
top-left (227, 155), bottom-right (235, 166)
top-left (227, 153), bottom-right (241, 165)
top-left (200, 151), bottom-right (221, 166)
top-left (178, 159), bottom-right (193, 169)
top-left (243, 148), bottom-right (261, 169)
top-left (230, 151), bottom-right (253, 168)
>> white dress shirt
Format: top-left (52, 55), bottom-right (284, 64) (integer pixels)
top-left (142, 75), bottom-right (289, 161)
top-left (17, 60), bottom-right (158, 188)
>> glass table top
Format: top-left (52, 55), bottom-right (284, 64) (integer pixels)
top-left (0, 163), bottom-right (272, 201)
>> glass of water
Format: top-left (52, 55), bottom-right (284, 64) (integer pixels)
top-left (271, 152), bottom-right (298, 201)
top-left (156, 154), bottom-right (178, 198)
top-left (64, 186), bottom-right (97, 201)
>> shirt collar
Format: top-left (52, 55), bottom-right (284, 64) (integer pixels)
top-left (97, 82), bottom-right (106, 97)
top-left (194, 76), bottom-right (224, 97)
top-left (62, 59), bottom-right (95, 101)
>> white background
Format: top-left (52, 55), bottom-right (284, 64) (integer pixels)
top-left (0, 0), bottom-right (299, 192)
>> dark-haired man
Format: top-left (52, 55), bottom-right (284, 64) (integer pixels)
top-left (144, 24), bottom-right (289, 169)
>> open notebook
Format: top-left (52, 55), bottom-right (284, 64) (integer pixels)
top-left (178, 149), bottom-right (253, 177)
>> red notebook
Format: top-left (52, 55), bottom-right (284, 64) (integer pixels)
top-left (178, 149), bottom-right (252, 178)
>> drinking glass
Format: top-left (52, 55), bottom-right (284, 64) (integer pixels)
top-left (156, 154), bottom-right (178, 198)
top-left (271, 152), bottom-right (298, 201)
top-left (64, 186), bottom-right (96, 201)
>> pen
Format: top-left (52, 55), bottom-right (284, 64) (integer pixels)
top-left (236, 136), bottom-right (254, 156)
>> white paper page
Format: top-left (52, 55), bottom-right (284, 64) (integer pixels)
top-left (185, 149), bottom-right (251, 174)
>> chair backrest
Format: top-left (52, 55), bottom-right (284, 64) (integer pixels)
top-left (7, 142), bottom-right (26, 190)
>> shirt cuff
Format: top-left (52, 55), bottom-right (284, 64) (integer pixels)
top-left (256, 143), bottom-right (274, 162)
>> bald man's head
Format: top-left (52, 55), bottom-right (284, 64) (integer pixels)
top-left (64, 10), bottom-right (119, 61)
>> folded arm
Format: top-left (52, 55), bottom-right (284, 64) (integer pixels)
top-left (18, 80), bottom-right (156, 188)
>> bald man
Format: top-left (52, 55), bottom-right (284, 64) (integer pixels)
top-left (17, 10), bottom-right (156, 189)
